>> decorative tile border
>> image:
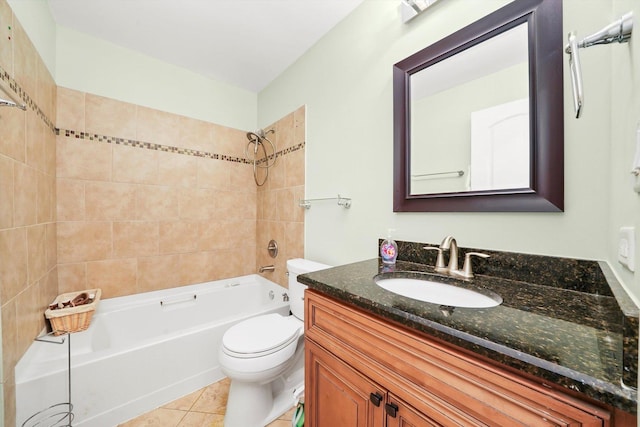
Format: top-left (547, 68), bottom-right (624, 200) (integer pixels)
top-left (57, 128), bottom-right (305, 165)
top-left (0, 67), bottom-right (57, 133)
top-left (1, 65), bottom-right (305, 164)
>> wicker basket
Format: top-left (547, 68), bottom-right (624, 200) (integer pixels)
top-left (45, 289), bottom-right (101, 335)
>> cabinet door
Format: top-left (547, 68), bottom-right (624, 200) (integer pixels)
top-left (306, 339), bottom-right (385, 427)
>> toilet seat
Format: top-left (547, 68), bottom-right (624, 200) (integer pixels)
top-left (222, 313), bottom-right (302, 359)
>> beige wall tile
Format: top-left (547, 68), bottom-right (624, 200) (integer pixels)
top-left (230, 163), bottom-right (256, 191)
top-left (212, 125), bottom-right (246, 159)
top-left (158, 151), bottom-right (197, 188)
top-left (85, 93), bottom-right (136, 139)
top-left (197, 220), bottom-right (254, 252)
top-left (179, 251), bottom-right (215, 285)
top-left (178, 188), bottom-right (216, 221)
top-left (293, 105), bottom-right (306, 145)
top-left (16, 282), bottom-right (40, 355)
top-left (57, 221), bottom-right (112, 263)
top-left (87, 258), bottom-right (137, 298)
top-left (45, 222), bottom-right (57, 271)
top-left (12, 19), bottom-right (36, 102)
top-left (56, 87), bottom-right (85, 131)
top-left (85, 181), bottom-right (137, 221)
top-left (56, 135), bottom-right (112, 181)
top-left (57, 262), bottom-right (87, 294)
top-left (27, 224), bottom-right (47, 284)
top-left (276, 113), bottom-right (295, 149)
top-left (197, 158), bottom-right (230, 190)
top-left (0, 227), bottom-right (27, 304)
top-left (137, 254), bottom-right (181, 293)
top-left (56, 178), bottom-right (85, 221)
top-left (26, 110), bottom-right (45, 172)
top-left (36, 57), bottom-right (56, 122)
top-left (136, 106), bottom-right (181, 147)
top-left (13, 162), bottom-right (37, 226)
top-left (266, 156), bottom-right (285, 190)
top-left (0, 155), bottom-right (14, 228)
top-left (179, 116), bottom-right (214, 153)
top-left (208, 248), bottom-right (247, 280)
top-left (113, 221), bottom-right (158, 258)
top-left (159, 221), bottom-right (199, 254)
top-left (36, 171), bottom-right (55, 223)
top-left (136, 185), bottom-right (180, 221)
top-left (1, 300), bottom-right (17, 386)
top-left (113, 144), bottom-right (158, 185)
top-left (284, 148), bottom-right (304, 188)
top-left (44, 131), bottom-right (56, 178)
top-left (285, 222), bottom-right (304, 261)
top-left (0, 106), bottom-right (25, 162)
top-left (216, 191), bottom-right (256, 221)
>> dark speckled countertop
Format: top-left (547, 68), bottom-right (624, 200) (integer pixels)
top-left (298, 241), bottom-right (639, 414)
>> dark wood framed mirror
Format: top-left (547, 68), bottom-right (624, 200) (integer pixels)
top-left (393, 0), bottom-right (563, 212)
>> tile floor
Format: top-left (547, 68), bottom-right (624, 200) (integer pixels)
top-left (117, 378), bottom-right (295, 427)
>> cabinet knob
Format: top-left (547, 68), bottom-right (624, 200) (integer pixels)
top-left (385, 402), bottom-right (399, 417)
top-left (369, 392), bottom-right (383, 407)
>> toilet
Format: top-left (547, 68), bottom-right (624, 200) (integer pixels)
top-left (219, 258), bottom-right (330, 427)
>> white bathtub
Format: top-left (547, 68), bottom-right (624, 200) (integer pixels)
top-left (15, 275), bottom-right (290, 427)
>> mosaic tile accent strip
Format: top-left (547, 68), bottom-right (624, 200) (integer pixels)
top-left (57, 128), bottom-right (305, 165)
top-left (0, 66), bottom-right (57, 133)
top-left (1, 66), bottom-right (305, 165)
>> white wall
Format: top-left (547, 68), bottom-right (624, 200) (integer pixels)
top-left (9, 0), bottom-right (257, 131)
top-left (258, 0), bottom-right (639, 302)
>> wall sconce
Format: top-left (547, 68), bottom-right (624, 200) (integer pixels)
top-left (400, 0), bottom-right (438, 23)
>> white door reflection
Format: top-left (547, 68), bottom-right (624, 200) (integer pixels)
top-left (470, 98), bottom-right (529, 191)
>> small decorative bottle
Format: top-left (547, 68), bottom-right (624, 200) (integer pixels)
top-left (380, 229), bottom-right (398, 265)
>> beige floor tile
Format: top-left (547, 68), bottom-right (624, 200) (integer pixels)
top-left (176, 411), bottom-right (225, 427)
top-left (118, 407), bottom-right (187, 427)
top-left (190, 378), bottom-right (231, 414)
top-left (130, 377), bottom-right (298, 427)
top-left (267, 419), bottom-right (293, 427)
top-left (162, 387), bottom-right (205, 411)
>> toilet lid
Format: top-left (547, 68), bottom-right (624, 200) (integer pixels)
top-left (223, 313), bottom-right (302, 357)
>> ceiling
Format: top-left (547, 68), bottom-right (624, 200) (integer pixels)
top-left (47, 0), bottom-right (366, 93)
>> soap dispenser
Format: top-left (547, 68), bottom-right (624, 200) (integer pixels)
top-left (380, 229), bottom-right (398, 265)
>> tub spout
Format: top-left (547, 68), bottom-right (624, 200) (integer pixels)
top-left (259, 265), bottom-right (275, 273)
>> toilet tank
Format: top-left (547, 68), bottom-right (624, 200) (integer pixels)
top-left (287, 258), bottom-right (331, 320)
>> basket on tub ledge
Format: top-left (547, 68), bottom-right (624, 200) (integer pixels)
top-left (45, 289), bottom-right (101, 336)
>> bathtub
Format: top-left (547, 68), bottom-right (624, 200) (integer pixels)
top-left (15, 275), bottom-right (290, 427)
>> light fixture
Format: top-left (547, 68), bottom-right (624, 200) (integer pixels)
top-left (400, 0), bottom-right (438, 24)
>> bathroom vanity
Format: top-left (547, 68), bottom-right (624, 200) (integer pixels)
top-left (300, 243), bottom-right (638, 426)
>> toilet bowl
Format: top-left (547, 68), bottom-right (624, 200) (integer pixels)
top-left (219, 258), bottom-right (330, 427)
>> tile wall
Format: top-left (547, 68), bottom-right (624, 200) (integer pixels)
top-left (56, 88), bottom-right (267, 297)
top-left (256, 107), bottom-right (306, 286)
top-left (0, 1), bottom-right (305, 424)
top-left (0, 1), bottom-right (58, 424)
top-left (56, 93), bottom-right (304, 295)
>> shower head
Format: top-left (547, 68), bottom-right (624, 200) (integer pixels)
top-left (247, 129), bottom-right (267, 142)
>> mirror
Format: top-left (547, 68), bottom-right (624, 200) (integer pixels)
top-left (393, 0), bottom-right (563, 212)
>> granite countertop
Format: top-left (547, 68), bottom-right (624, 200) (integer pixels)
top-left (298, 246), bottom-right (639, 414)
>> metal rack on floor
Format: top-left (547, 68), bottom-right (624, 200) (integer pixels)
top-left (21, 332), bottom-right (74, 427)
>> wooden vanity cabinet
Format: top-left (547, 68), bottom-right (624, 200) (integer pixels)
top-left (305, 290), bottom-right (621, 427)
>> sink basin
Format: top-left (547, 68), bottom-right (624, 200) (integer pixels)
top-left (374, 276), bottom-right (502, 308)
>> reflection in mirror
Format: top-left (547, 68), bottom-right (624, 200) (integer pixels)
top-left (410, 23), bottom-right (529, 195)
top-left (393, 0), bottom-right (563, 212)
